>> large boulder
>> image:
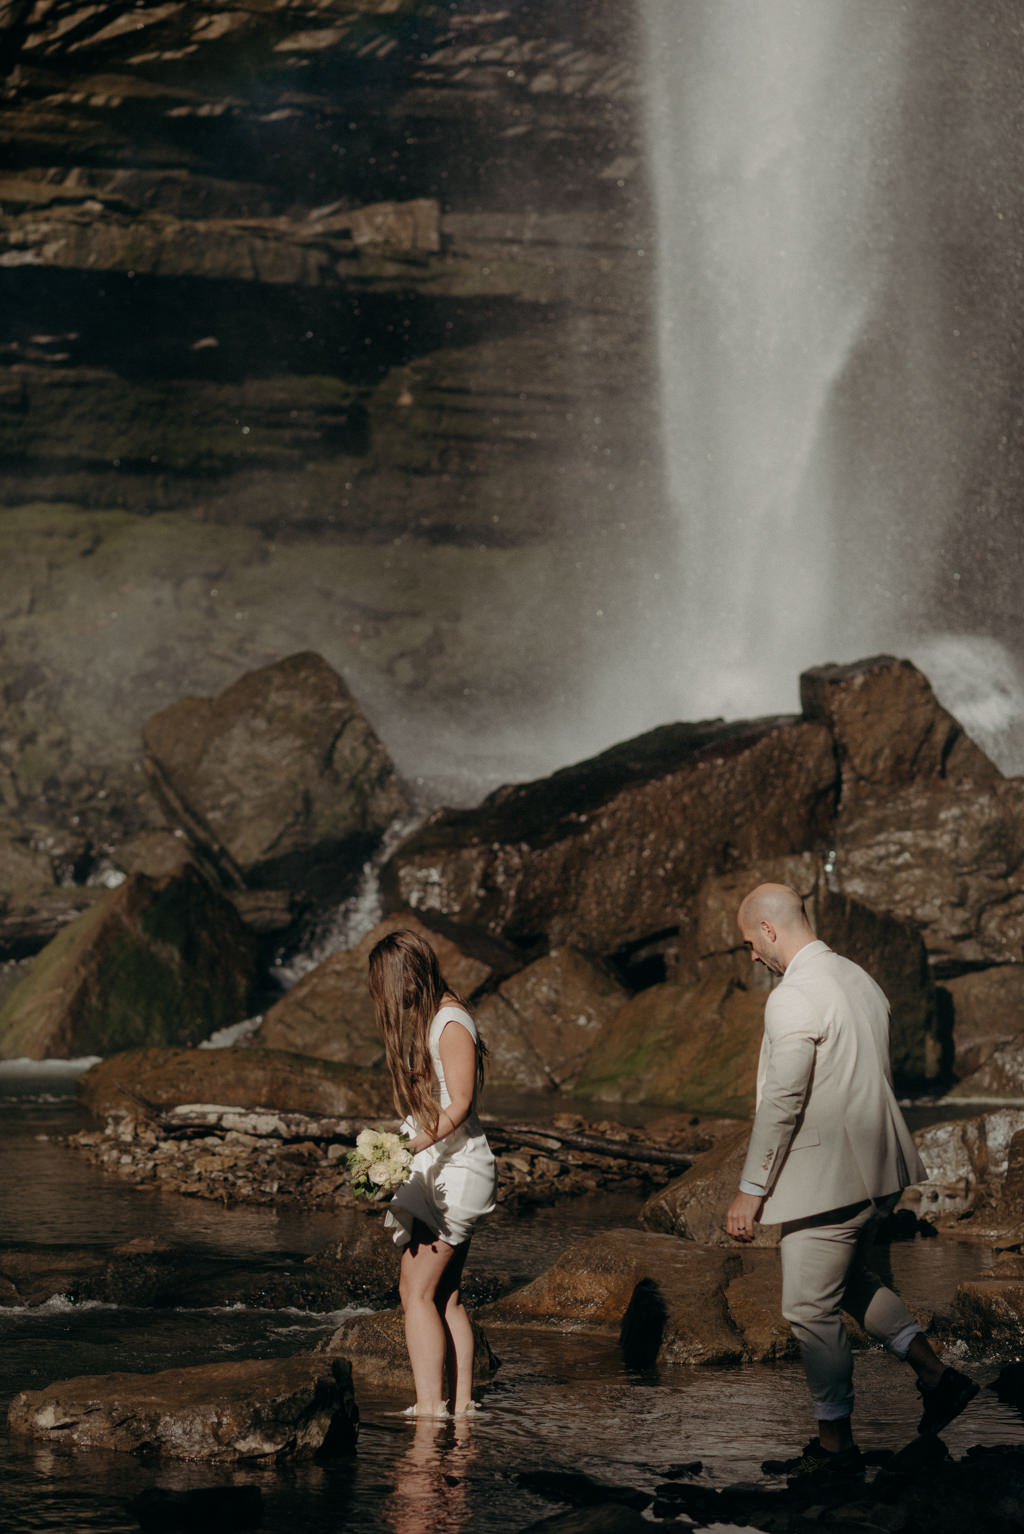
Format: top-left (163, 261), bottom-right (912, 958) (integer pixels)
top-left (382, 714), bottom-right (837, 958)
top-left (477, 1227), bottom-right (788, 1365)
top-left (940, 966), bottom-right (1024, 1080)
top-left (476, 947), bottom-right (629, 1091)
top-left (829, 780), bottom-right (1024, 969)
top-left (254, 913), bottom-right (496, 1066)
top-left (142, 652), bottom-right (409, 901)
top-left (902, 1109), bottom-right (1024, 1224)
top-left (694, 853), bottom-right (942, 1085)
top-left (78, 1045), bottom-right (393, 1121)
top-left (799, 655), bottom-right (999, 804)
top-left (640, 1124), bottom-right (779, 1246)
top-left (571, 977), bottom-right (765, 1116)
top-left (7, 1353), bottom-right (357, 1461)
top-left (948, 1041), bottom-right (1024, 1101)
top-left (0, 867), bottom-right (260, 1060)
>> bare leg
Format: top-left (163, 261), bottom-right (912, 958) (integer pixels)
top-left (398, 1221), bottom-right (459, 1416)
top-left (904, 1332), bottom-right (946, 1390)
top-left (436, 1239), bottom-right (474, 1414)
top-left (818, 1417), bottom-right (855, 1453)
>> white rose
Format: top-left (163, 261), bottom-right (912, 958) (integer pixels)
top-left (368, 1161), bottom-right (393, 1185)
top-left (356, 1129), bottom-right (378, 1157)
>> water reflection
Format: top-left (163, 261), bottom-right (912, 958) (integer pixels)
top-left (385, 1415), bottom-right (475, 1534)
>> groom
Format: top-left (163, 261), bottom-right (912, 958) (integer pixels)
top-left (724, 883), bottom-right (977, 1481)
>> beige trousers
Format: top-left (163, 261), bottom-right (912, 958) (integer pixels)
top-left (780, 1194), bottom-right (922, 1421)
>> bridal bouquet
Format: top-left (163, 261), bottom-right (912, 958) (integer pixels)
top-left (347, 1127), bottom-right (414, 1201)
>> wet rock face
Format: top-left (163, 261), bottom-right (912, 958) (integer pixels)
top-left (383, 715), bottom-right (838, 956)
top-left (830, 779), bottom-right (1024, 970)
top-left (0, 0), bottom-right (659, 838)
top-left (0, 866), bottom-right (260, 1059)
top-left (476, 947), bottom-right (629, 1091)
top-left (143, 651), bottom-right (408, 901)
top-left (800, 654), bottom-right (998, 801)
top-left (7, 1353), bottom-right (357, 1461)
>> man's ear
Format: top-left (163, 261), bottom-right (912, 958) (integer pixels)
top-left (761, 920), bottom-right (776, 942)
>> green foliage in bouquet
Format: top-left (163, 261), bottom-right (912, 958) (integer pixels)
top-left (347, 1126), bottom-right (414, 1200)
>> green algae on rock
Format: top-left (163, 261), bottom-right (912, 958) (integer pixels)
top-left (0, 867), bottom-right (260, 1059)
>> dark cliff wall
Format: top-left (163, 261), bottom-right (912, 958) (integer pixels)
top-left (0, 0), bottom-right (662, 836)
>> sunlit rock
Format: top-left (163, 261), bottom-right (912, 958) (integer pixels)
top-left (7, 1353), bottom-right (357, 1461)
top-left (383, 715), bottom-right (838, 958)
top-left (142, 652), bottom-right (409, 902)
top-left (904, 1108), bottom-right (1024, 1223)
top-left (800, 654), bottom-right (999, 804)
top-left (640, 1124), bottom-right (777, 1245)
top-left (78, 1044), bottom-right (392, 1121)
top-left (949, 1039), bottom-right (1024, 1101)
top-left (477, 1227), bottom-right (785, 1366)
top-left (254, 913), bottom-right (496, 1067)
top-left (0, 866), bottom-right (260, 1059)
top-left (476, 947), bottom-right (629, 1091)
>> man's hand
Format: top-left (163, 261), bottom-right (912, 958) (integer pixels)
top-left (725, 1190), bottom-right (763, 1242)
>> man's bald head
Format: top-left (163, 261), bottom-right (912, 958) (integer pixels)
top-left (737, 883), bottom-right (815, 974)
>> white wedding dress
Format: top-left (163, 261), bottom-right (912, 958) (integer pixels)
top-left (385, 1004), bottom-right (498, 1248)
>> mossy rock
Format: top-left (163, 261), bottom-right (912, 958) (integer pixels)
top-left (571, 976), bottom-right (763, 1116)
top-left (0, 866), bottom-right (260, 1059)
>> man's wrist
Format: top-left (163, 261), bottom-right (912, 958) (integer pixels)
top-left (739, 1180), bottom-right (766, 1197)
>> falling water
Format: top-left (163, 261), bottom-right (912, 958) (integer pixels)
top-left (640, 0), bottom-right (1024, 770)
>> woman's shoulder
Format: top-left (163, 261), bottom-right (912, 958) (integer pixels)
top-left (430, 1000), bottom-right (478, 1043)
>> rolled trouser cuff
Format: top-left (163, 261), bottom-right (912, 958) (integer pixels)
top-left (887, 1320), bottom-right (924, 1359)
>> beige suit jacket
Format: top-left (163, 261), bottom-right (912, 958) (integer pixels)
top-left (739, 941), bottom-right (926, 1225)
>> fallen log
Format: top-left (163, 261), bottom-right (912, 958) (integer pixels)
top-left (483, 1121), bottom-right (692, 1171)
top-left (116, 1091), bottom-right (362, 1144)
top-left (115, 1095), bottom-right (693, 1171)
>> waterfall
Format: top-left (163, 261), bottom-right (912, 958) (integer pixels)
top-left (639, 0), bottom-right (1024, 771)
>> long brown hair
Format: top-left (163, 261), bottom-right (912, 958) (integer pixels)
top-left (367, 929), bottom-right (486, 1133)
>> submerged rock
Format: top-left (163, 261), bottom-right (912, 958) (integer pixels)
top-left (383, 714), bottom-right (837, 958)
top-left (143, 652), bottom-right (409, 902)
top-left (8, 1353), bottom-right (357, 1462)
top-left (0, 867), bottom-right (260, 1060)
top-left (320, 1306), bottom-right (498, 1395)
top-left (0, 1234), bottom-right (363, 1312)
